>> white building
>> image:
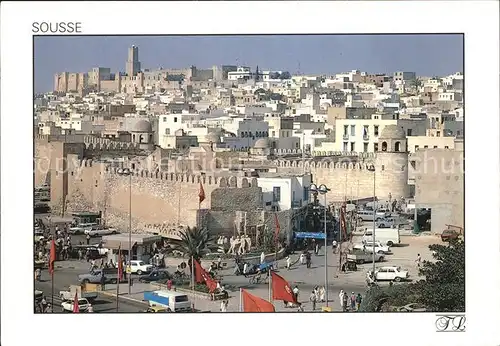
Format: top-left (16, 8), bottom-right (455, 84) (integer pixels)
top-left (257, 175), bottom-right (312, 211)
top-left (227, 66), bottom-right (253, 81)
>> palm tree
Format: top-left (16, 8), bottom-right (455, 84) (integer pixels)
top-left (174, 226), bottom-right (215, 261)
top-left (410, 78), bottom-right (422, 94)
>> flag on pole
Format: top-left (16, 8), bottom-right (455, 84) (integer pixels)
top-left (242, 289), bottom-right (275, 312)
top-left (271, 272), bottom-right (296, 303)
top-left (198, 182), bottom-right (206, 205)
top-left (117, 246), bottom-right (123, 280)
top-left (274, 213), bottom-right (280, 242)
top-left (73, 292), bottom-right (80, 313)
top-left (193, 259), bottom-right (218, 293)
top-left (49, 239), bottom-right (56, 275)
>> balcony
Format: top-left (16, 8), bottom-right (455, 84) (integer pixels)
top-left (363, 134), bottom-right (370, 141)
top-left (343, 134), bottom-right (349, 140)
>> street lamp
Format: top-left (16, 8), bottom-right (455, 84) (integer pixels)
top-left (117, 167), bottom-right (132, 295)
top-left (367, 165), bottom-right (376, 275)
top-left (309, 183), bottom-right (330, 307)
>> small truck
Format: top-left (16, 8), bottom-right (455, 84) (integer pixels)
top-left (60, 284), bottom-right (98, 302)
top-left (347, 250), bottom-right (385, 264)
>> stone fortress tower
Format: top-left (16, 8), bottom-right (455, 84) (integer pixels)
top-left (374, 124), bottom-right (410, 200)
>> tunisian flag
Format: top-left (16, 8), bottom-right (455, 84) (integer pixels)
top-left (274, 213), bottom-right (280, 242)
top-left (271, 272), bottom-right (297, 303)
top-left (193, 259), bottom-right (218, 293)
top-left (48, 239), bottom-right (56, 275)
top-left (242, 289), bottom-right (275, 312)
top-left (73, 292), bottom-right (80, 313)
top-left (198, 182), bottom-right (206, 205)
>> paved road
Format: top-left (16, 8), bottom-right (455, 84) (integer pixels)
top-left (34, 267), bottom-right (147, 313)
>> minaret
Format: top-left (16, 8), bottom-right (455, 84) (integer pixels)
top-left (255, 65), bottom-right (260, 82)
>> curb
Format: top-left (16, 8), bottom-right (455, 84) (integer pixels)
top-left (100, 290), bottom-right (147, 305)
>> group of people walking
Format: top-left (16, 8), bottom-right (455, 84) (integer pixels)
top-left (309, 285), bottom-right (326, 310)
top-left (338, 290), bottom-right (363, 312)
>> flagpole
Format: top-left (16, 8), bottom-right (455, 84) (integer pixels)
top-left (51, 269), bottom-right (54, 309)
top-left (239, 288), bottom-right (243, 312)
top-left (191, 255), bottom-right (195, 311)
top-left (268, 272), bottom-right (272, 302)
top-left (116, 244), bottom-right (121, 312)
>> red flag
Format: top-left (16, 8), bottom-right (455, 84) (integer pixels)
top-left (271, 272), bottom-right (296, 303)
top-left (193, 259), bottom-right (218, 293)
top-left (73, 292), bottom-right (80, 313)
top-left (274, 213), bottom-right (280, 242)
top-left (49, 239), bottom-right (56, 275)
top-left (242, 289), bottom-right (275, 312)
top-left (117, 246), bottom-right (123, 280)
top-left (199, 182), bottom-right (206, 205)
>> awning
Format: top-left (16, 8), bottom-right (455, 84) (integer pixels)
top-left (101, 239), bottom-right (137, 250)
top-left (294, 232), bottom-right (326, 240)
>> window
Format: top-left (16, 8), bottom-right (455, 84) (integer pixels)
top-left (445, 146), bottom-right (449, 149)
top-left (163, 117), bottom-right (167, 122)
top-left (350, 142), bottom-right (355, 151)
top-left (273, 187), bottom-right (281, 202)
top-left (433, 145), bottom-right (438, 148)
top-left (407, 129), bottom-right (412, 136)
top-left (363, 143), bottom-right (368, 152)
top-left (303, 187), bottom-right (309, 201)
top-left (381, 165), bottom-right (385, 171)
top-left (424, 145), bottom-right (428, 149)
top-left (165, 128), bottom-right (170, 135)
top-left (343, 125), bottom-right (348, 136)
top-left (174, 117), bottom-right (178, 122)
top-left (395, 141), bottom-right (401, 152)
top-left (374, 126), bottom-right (379, 136)
top-left (363, 125), bottom-right (369, 136)
top-left (350, 125), bottom-right (356, 136)
top-left (374, 143), bottom-right (379, 151)
top-left (381, 141), bottom-right (388, 151)
top-left (343, 142), bottom-right (348, 151)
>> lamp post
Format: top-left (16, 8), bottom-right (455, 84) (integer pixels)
top-left (367, 165), bottom-right (376, 275)
top-left (117, 167), bottom-right (132, 295)
top-left (309, 183), bottom-right (330, 307)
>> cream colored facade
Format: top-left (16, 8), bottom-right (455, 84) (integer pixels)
top-left (407, 136), bottom-right (455, 153)
top-left (333, 118), bottom-right (398, 153)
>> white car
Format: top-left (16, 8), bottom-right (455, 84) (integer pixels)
top-left (129, 260), bottom-right (154, 275)
top-left (354, 241), bottom-right (390, 254)
top-left (85, 227), bottom-right (119, 237)
top-left (61, 298), bottom-right (90, 312)
top-left (374, 266), bottom-right (409, 282)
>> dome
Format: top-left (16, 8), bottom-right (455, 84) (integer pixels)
top-left (132, 119), bottom-right (152, 133)
top-left (380, 125), bottom-right (405, 139)
top-left (254, 138), bottom-right (270, 149)
top-left (204, 132), bottom-right (221, 143)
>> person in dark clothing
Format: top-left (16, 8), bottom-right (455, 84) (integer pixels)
top-left (100, 274), bottom-right (106, 291)
top-left (305, 251), bottom-right (312, 269)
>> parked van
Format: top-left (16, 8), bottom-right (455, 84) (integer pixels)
top-left (362, 228), bottom-right (400, 247)
top-left (144, 290), bottom-right (192, 312)
top-left (357, 210), bottom-right (384, 222)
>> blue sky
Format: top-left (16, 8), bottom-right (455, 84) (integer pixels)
top-left (34, 35), bottom-right (463, 93)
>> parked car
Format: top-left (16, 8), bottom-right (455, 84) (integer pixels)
top-left (374, 266), bottom-right (409, 282)
top-left (376, 217), bottom-right (396, 228)
top-left (61, 298), bottom-right (90, 312)
top-left (129, 260), bottom-right (154, 275)
top-left (139, 270), bottom-right (171, 283)
top-left (69, 223), bottom-right (97, 235)
top-left (353, 241), bottom-right (390, 254)
top-left (85, 227), bottom-right (119, 237)
top-left (78, 268), bottom-right (123, 285)
top-left (347, 250), bottom-right (385, 264)
top-left (441, 229), bottom-right (459, 242)
top-left (60, 285), bottom-right (98, 302)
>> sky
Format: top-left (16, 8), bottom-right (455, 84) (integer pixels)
top-left (34, 34), bottom-right (463, 93)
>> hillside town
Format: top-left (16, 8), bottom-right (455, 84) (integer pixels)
top-left (34, 45), bottom-right (464, 313)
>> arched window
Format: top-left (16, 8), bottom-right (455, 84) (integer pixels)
top-left (381, 141), bottom-right (388, 152)
top-left (395, 141), bottom-right (401, 152)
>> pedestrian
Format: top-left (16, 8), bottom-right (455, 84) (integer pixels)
top-left (87, 304), bottom-right (94, 313)
top-left (286, 256), bottom-right (291, 270)
top-left (260, 252), bottom-right (265, 264)
top-left (306, 251), bottom-right (311, 269)
top-left (41, 296), bottom-right (48, 312)
top-left (293, 285), bottom-right (300, 303)
top-left (243, 262), bottom-right (248, 276)
top-left (355, 293), bottom-right (362, 311)
top-left (342, 292), bottom-right (349, 312)
top-left (332, 240), bottom-right (338, 254)
top-left (220, 300), bottom-right (228, 312)
top-left (318, 286), bottom-right (326, 302)
top-left (299, 252), bottom-right (305, 265)
top-left (166, 279), bottom-right (173, 291)
top-left (310, 290), bottom-right (317, 311)
top-left (45, 303), bottom-right (52, 313)
top-left (86, 234), bottom-right (90, 245)
top-left (217, 255), bottom-right (222, 270)
top-left (350, 292), bottom-right (356, 311)
top-left (100, 273), bottom-right (106, 291)
top-left (338, 290), bottom-right (344, 310)
top-left (416, 253), bottom-right (422, 268)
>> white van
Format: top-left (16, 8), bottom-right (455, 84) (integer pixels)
top-left (362, 228), bottom-right (400, 247)
top-left (357, 210), bottom-right (386, 222)
top-left (144, 290), bottom-right (192, 312)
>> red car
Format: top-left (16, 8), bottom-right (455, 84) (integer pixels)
top-left (441, 229), bottom-right (459, 242)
